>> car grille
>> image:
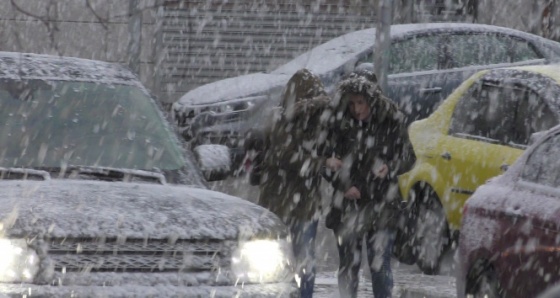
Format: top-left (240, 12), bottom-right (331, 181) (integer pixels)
top-left (47, 238), bottom-right (232, 273)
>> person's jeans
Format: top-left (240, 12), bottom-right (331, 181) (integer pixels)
top-left (335, 229), bottom-right (394, 298)
top-left (290, 220), bottom-right (319, 298)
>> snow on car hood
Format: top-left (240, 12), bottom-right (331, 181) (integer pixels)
top-left (0, 179), bottom-right (287, 240)
top-left (176, 73), bottom-right (289, 106)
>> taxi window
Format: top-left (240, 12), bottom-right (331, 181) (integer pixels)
top-left (449, 82), bottom-right (518, 144)
top-left (512, 89), bottom-right (556, 146)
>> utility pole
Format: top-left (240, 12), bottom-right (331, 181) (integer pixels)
top-left (127, 0), bottom-right (142, 75)
top-left (374, 0), bottom-right (393, 92)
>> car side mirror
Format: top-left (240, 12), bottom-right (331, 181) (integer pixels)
top-left (193, 144), bottom-right (232, 181)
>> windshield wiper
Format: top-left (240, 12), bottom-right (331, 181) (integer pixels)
top-left (73, 166), bottom-right (167, 185)
top-left (0, 167), bottom-right (51, 181)
top-left (33, 166), bottom-right (167, 185)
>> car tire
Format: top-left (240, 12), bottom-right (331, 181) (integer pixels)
top-left (412, 185), bottom-right (449, 275)
top-left (466, 263), bottom-right (503, 298)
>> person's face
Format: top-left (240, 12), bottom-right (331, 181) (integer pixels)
top-left (347, 93), bottom-right (371, 121)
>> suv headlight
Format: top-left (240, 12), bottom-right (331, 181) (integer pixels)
top-left (231, 239), bottom-right (294, 284)
top-left (0, 239), bottom-right (39, 283)
top-left (217, 100), bottom-right (255, 114)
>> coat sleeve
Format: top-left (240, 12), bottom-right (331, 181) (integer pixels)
top-left (348, 144), bottom-right (378, 197)
top-left (385, 114), bottom-right (416, 178)
top-left (246, 127), bottom-right (270, 185)
top-left (266, 119), bottom-right (327, 176)
top-left (346, 112), bottom-right (414, 199)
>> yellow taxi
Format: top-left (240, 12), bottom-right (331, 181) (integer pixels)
top-left (398, 64), bottom-right (560, 274)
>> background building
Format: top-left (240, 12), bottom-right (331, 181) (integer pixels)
top-left (0, 0), bottom-right (469, 107)
top-left (477, 0), bottom-right (559, 43)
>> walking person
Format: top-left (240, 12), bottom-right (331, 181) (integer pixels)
top-left (324, 69), bottom-right (414, 298)
top-left (256, 68), bottom-right (334, 297)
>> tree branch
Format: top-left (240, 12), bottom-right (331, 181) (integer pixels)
top-left (10, 0), bottom-right (50, 27)
top-left (85, 0), bottom-right (108, 30)
top-left (10, 0), bottom-right (62, 55)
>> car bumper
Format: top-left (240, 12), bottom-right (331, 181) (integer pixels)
top-left (0, 283), bottom-right (299, 297)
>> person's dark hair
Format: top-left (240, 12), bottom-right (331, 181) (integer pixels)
top-left (336, 69), bottom-right (383, 116)
top-left (345, 69), bottom-right (378, 85)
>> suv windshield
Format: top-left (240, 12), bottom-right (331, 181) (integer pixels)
top-left (0, 78), bottom-right (186, 171)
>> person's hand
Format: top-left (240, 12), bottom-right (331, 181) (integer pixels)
top-left (344, 186), bottom-right (361, 200)
top-left (374, 163), bottom-right (389, 179)
top-left (243, 150), bottom-right (257, 170)
top-left (326, 157), bottom-right (343, 171)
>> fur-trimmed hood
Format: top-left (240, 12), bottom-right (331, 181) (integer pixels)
top-left (280, 68), bottom-right (329, 120)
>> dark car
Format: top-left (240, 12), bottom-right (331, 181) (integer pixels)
top-left (172, 23), bottom-right (560, 165)
top-left (0, 52), bottom-right (297, 297)
top-left (457, 124), bottom-right (560, 298)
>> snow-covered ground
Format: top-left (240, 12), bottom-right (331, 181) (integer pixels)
top-left (210, 176), bottom-right (457, 298)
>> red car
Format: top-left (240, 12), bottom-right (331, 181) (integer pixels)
top-left (457, 125), bottom-right (560, 298)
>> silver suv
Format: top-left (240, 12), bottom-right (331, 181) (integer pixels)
top-left (0, 52), bottom-right (297, 297)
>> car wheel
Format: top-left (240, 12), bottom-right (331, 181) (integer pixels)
top-left (413, 186), bottom-right (449, 275)
top-left (466, 265), bottom-right (503, 298)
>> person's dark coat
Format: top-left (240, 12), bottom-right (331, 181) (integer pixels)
top-left (326, 70), bottom-right (415, 235)
top-left (242, 128), bottom-right (266, 185)
top-left (257, 68), bottom-right (331, 225)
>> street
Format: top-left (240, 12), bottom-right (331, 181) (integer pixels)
top-left (210, 176), bottom-right (457, 298)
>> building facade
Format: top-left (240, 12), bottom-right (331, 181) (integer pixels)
top-left (0, 0), bottom-right (468, 106)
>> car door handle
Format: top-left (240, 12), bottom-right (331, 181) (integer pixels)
top-left (420, 87), bottom-right (443, 94)
top-left (441, 152), bottom-right (451, 160)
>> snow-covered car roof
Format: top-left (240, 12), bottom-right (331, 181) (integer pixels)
top-left (271, 22), bottom-right (551, 76)
top-left (176, 73), bottom-right (288, 108)
top-left (505, 63), bottom-right (560, 83)
top-left (0, 51), bottom-right (139, 85)
top-left (283, 22), bottom-right (560, 73)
